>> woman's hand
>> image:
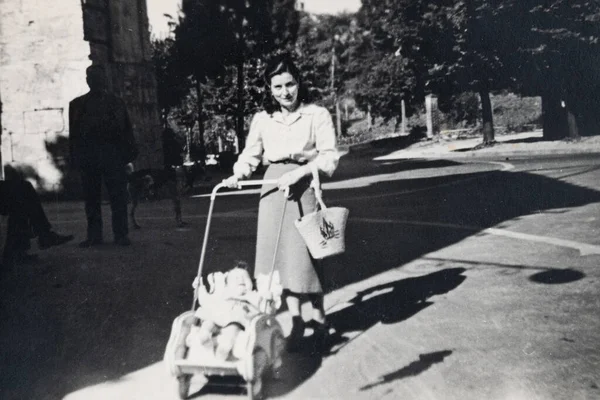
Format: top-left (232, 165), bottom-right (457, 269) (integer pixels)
top-left (277, 166), bottom-right (307, 191)
top-left (222, 175), bottom-right (242, 189)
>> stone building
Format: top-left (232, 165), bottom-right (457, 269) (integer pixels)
top-left (0, 0), bottom-right (162, 191)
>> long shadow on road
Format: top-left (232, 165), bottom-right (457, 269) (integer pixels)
top-left (359, 350), bottom-right (453, 392)
top-left (263, 268), bottom-right (466, 398)
top-left (1, 154), bottom-right (600, 400)
top-left (328, 268), bottom-right (467, 335)
top-left (320, 168), bottom-right (600, 291)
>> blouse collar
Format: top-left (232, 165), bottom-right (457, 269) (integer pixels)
top-left (272, 103), bottom-right (313, 125)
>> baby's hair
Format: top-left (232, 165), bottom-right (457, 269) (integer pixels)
top-left (233, 260), bottom-right (249, 271)
top-left (224, 260), bottom-right (254, 289)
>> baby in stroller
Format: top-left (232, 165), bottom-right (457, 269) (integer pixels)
top-left (187, 261), bottom-right (283, 361)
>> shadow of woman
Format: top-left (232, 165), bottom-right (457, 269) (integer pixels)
top-left (262, 268), bottom-right (466, 398)
top-left (326, 268), bottom-right (467, 355)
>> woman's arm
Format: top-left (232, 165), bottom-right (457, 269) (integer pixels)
top-left (232, 114), bottom-right (264, 179)
top-left (223, 114), bottom-right (265, 188)
top-left (309, 107), bottom-right (339, 177)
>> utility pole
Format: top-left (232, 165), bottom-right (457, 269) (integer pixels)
top-left (425, 94), bottom-right (434, 139)
top-left (330, 42), bottom-right (342, 137)
top-left (401, 99), bottom-right (407, 135)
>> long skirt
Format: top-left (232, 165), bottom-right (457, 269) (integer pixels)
top-left (254, 163), bottom-right (322, 293)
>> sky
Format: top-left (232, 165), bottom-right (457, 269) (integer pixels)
top-left (146, 0), bottom-right (362, 38)
top-left (300, 0), bottom-right (361, 15)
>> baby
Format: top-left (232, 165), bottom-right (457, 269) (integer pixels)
top-left (190, 261), bottom-right (282, 361)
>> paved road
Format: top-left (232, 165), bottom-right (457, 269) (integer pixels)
top-left (1, 150), bottom-right (599, 400)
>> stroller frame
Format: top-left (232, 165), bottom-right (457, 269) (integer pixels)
top-left (164, 180), bottom-right (287, 400)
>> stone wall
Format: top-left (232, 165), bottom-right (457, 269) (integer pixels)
top-left (0, 0), bottom-right (162, 191)
top-left (83, 0), bottom-right (163, 171)
top-left (0, 0), bottom-right (90, 189)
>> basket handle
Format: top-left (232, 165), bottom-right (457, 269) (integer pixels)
top-left (309, 163), bottom-right (327, 210)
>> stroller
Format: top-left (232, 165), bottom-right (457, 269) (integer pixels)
top-left (164, 180), bottom-right (287, 400)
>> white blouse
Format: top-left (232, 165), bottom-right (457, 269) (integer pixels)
top-left (233, 103), bottom-right (340, 179)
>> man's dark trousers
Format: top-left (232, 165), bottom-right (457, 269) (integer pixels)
top-left (0, 179), bottom-right (53, 257)
top-left (81, 165), bottom-right (128, 242)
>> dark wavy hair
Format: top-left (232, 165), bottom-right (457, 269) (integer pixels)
top-left (262, 53), bottom-right (310, 114)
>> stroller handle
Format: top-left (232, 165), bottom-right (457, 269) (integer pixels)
top-left (193, 178), bottom-right (282, 310)
top-left (210, 179), bottom-right (279, 200)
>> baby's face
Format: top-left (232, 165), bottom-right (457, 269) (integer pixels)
top-left (227, 268), bottom-right (252, 296)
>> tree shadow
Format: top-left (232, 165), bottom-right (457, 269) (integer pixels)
top-left (450, 135), bottom-right (549, 152)
top-left (318, 168), bottom-right (600, 291)
top-left (499, 136), bottom-right (551, 145)
top-left (359, 350), bottom-right (453, 391)
top-left (332, 158), bottom-right (463, 183)
top-left (423, 257), bottom-right (586, 285)
top-left (529, 268), bottom-right (585, 284)
top-left (366, 135), bottom-right (418, 149)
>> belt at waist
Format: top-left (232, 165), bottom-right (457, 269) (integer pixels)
top-left (268, 159), bottom-right (308, 165)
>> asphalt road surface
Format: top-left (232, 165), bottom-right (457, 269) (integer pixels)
top-left (1, 149), bottom-right (599, 400)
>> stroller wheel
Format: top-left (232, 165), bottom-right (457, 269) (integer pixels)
top-left (270, 331), bottom-right (286, 369)
top-left (247, 348), bottom-right (268, 400)
top-left (177, 374), bottom-right (192, 399)
top-left (246, 376), bottom-right (263, 400)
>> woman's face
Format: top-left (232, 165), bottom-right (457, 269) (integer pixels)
top-left (270, 72), bottom-right (299, 111)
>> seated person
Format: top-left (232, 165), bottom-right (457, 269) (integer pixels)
top-left (187, 261), bottom-right (282, 361)
top-left (1, 169), bottom-right (74, 266)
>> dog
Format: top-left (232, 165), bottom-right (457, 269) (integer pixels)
top-left (127, 167), bottom-right (185, 229)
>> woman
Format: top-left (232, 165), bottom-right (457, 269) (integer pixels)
top-left (223, 54), bottom-right (339, 352)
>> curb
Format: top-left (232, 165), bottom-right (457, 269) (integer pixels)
top-left (392, 147), bottom-right (600, 160)
top-left (341, 130), bottom-right (600, 159)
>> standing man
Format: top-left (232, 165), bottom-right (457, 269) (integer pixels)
top-left (69, 65), bottom-right (138, 247)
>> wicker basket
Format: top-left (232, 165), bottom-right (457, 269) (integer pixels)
top-left (294, 164), bottom-right (349, 259)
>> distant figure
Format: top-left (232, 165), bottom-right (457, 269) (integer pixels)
top-left (1, 171), bottom-right (73, 267)
top-left (183, 161), bottom-right (206, 191)
top-left (162, 126), bottom-right (184, 168)
top-left (68, 65), bottom-right (138, 247)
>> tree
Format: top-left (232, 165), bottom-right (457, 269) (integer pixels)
top-left (504, 0), bottom-right (600, 139)
top-left (151, 37), bottom-right (189, 128)
top-left (355, 0), bottom-right (515, 144)
top-left (215, 0), bottom-right (300, 149)
top-left (353, 1), bottom-right (455, 128)
top-left (293, 12), bottom-right (361, 135)
top-left (174, 0), bottom-right (235, 157)
top-left (174, 0), bottom-right (299, 152)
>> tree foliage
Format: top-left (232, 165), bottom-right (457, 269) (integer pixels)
top-left (354, 0), bottom-right (600, 141)
top-left (152, 0), bottom-right (600, 153)
top-left (170, 0), bottom-right (299, 150)
top-left (151, 37), bottom-right (189, 127)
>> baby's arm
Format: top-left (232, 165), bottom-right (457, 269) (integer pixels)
top-left (240, 291), bottom-right (275, 314)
